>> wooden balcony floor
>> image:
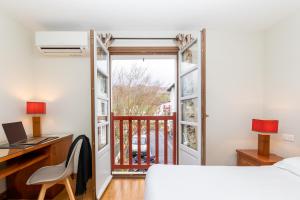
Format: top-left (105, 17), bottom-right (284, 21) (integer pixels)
top-left (54, 178), bottom-right (145, 200)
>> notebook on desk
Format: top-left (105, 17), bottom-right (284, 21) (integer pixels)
top-left (0, 122), bottom-right (56, 149)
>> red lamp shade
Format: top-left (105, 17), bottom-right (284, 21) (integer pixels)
top-left (26, 102), bottom-right (46, 114)
top-left (252, 119), bottom-right (278, 133)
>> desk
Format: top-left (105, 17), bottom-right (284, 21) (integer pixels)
top-left (0, 134), bottom-right (72, 199)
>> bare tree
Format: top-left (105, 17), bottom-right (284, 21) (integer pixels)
top-left (112, 64), bottom-right (169, 116)
top-left (112, 63), bottom-right (172, 164)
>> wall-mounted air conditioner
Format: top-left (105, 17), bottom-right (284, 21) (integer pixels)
top-left (35, 31), bottom-right (88, 56)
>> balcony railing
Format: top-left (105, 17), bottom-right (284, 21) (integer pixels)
top-left (111, 112), bottom-right (177, 170)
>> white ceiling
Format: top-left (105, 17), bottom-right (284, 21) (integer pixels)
top-left (0, 0), bottom-right (300, 31)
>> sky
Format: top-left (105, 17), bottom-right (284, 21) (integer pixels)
top-left (111, 56), bottom-right (176, 87)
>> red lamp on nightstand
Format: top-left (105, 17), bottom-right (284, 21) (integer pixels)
top-left (252, 119), bottom-right (279, 156)
top-left (26, 101), bottom-right (46, 137)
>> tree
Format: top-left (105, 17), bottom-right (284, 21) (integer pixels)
top-left (112, 63), bottom-right (171, 165)
top-left (112, 64), bottom-right (169, 116)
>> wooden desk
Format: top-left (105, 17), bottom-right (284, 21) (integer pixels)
top-left (0, 134), bottom-right (72, 199)
top-left (236, 149), bottom-right (283, 166)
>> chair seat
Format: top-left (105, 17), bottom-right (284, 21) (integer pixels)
top-left (27, 162), bottom-right (66, 185)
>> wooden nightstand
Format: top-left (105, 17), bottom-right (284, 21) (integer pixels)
top-left (236, 149), bottom-right (283, 166)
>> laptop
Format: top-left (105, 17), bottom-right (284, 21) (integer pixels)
top-left (2, 122), bottom-right (50, 147)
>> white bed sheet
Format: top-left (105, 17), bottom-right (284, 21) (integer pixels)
top-left (145, 164), bottom-right (300, 200)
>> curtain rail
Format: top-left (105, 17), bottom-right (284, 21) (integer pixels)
top-left (112, 37), bottom-right (176, 40)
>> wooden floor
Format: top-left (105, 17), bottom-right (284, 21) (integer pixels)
top-left (101, 178), bottom-right (144, 200)
top-left (53, 179), bottom-right (93, 200)
top-left (54, 178), bottom-right (145, 200)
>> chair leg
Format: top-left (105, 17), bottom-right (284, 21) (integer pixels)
top-left (38, 184), bottom-right (47, 200)
top-left (64, 177), bottom-right (76, 200)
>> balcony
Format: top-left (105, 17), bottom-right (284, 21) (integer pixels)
top-left (111, 112), bottom-right (177, 171)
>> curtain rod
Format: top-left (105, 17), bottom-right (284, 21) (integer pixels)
top-left (112, 37), bottom-right (176, 40)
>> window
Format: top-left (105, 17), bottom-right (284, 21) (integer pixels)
top-left (181, 124), bottom-right (197, 151)
top-left (98, 125), bottom-right (108, 151)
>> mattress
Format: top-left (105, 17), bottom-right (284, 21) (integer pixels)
top-left (145, 164), bottom-right (300, 200)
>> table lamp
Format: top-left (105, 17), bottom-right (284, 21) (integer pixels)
top-left (26, 101), bottom-right (46, 137)
top-left (252, 119), bottom-right (279, 156)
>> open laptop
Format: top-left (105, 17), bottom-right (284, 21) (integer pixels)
top-left (2, 122), bottom-right (50, 147)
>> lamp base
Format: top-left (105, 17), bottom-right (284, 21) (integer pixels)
top-left (32, 116), bottom-right (41, 137)
top-left (258, 134), bottom-right (270, 156)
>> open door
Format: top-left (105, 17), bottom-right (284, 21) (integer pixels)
top-left (90, 30), bottom-right (112, 199)
top-left (178, 30), bottom-right (206, 165)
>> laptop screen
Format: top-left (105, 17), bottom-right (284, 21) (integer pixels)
top-left (2, 122), bottom-right (27, 144)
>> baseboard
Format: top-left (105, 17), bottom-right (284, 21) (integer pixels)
top-left (96, 175), bottom-right (112, 200)
top-left (0, 191), bottom-right (7, 200)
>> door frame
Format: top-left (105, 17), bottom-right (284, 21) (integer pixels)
top-left (90, 30), bottom-right (96, 198)
top-left (109, 46), bottom-right (179, 55)
top-left (200, 29), bottom-right (207, 165)
top-left (108, 46), bottom-right (179, 167)
top-left (107, 43), bottom-right (207, 166)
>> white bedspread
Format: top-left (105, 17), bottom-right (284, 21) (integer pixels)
top-left (145, 164), bottom-right (300, 200)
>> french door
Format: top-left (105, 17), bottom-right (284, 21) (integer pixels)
top-left (90, 30), bottom-right (112, 199)
top-left (178, 30), bottom-right (206, 165)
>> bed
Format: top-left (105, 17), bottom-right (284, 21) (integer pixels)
top-left (145, 158), bottom-right (300, 200)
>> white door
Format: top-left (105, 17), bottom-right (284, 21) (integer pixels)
top-left (90, 30), bottom-right (112, 199)
top-left (178, 32), bottom-right (202, 165)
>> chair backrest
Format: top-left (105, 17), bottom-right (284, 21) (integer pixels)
top-left (60, 139), bottom-right (83, 179)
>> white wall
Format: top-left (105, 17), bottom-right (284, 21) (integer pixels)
top-left (0, 12), bottom-right (34, 193)
top-left (32, 53), bottom-right (91, 139)
top-left (206, 13), bottom-right (300, 165)
top-left (0, 13), bottom-right (91, 193)
top-left (264, 12), bottom-right (300, 157)
top-left (206, 31), bottom-right (265, 165)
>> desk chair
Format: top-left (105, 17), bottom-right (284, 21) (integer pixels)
top-left (27, 140), bottom-right (83, 200)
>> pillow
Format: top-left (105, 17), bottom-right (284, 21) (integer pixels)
top-left (274, 157), bottom-right (300, 177)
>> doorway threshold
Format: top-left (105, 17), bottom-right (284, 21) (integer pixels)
top-left (112, 170), bottom-right (147, 178)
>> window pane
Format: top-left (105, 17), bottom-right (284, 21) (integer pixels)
top-left (98, 125), bottom-right (108, 151)
top-left (97, 47), bottom-right (107, 74)
top-left (181, 42), bottom-right (198, 74)
top-left (97, 99), bottom-right (108, 123)
top-left (181, 124), bottom-right (197, 150)
top-left (97, 71), bottom-right (107, 97)
top-left (181, 98), bottom-right (197, 122)
top-left (181, 70), bottom-right (198, 97)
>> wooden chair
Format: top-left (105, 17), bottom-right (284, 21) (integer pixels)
top-left (26, 140), bottom-right (83, 200)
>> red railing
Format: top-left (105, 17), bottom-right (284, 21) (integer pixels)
top-left (111, 112), bottom-right (177, 170)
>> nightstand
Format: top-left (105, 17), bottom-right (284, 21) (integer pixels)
top-left (236, 149), bottom-right (283, 166)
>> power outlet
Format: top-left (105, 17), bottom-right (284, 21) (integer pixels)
top-left (282, 134), bottom-right (295, 142)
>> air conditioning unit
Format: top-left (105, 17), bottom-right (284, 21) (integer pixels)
top-left (35, 31), bottom-right (88, 56)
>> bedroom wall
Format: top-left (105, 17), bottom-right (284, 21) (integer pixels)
top-left (206, 30), bottom-right (264, 165)
top-left (0, 12), bottom-right (91, 193)
top-left (264, 12), bottom-right (300, 158)
top-left (0, 12), bottom-right (34, 193)
top-left (32, 51), bottom-right (91, 139)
